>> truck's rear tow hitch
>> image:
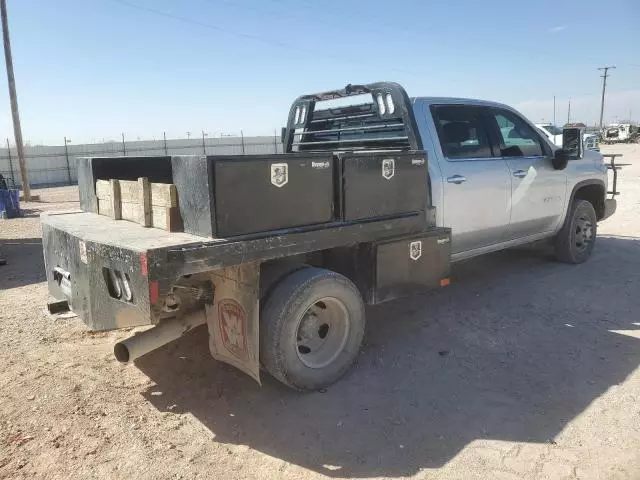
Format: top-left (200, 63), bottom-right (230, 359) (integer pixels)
top-left (47, 299), bottom-right (70, 315)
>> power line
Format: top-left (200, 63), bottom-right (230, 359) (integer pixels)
top-left (106, 0), bottom-right (419, 77)
top-left (598, 66), bottom-right (615, 130)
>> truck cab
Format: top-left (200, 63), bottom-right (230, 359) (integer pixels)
top-left (414, 98), bottom-right (613, 260)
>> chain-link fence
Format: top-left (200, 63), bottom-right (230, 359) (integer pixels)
top-left (0, 133), bottom-right (284, 189)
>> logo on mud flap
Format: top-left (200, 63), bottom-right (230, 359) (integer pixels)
top-left (218, 299), bottom-right (248, 361)
top-left (382, 158), bottom-right (395, 180)
top-left (270, 163), bottom-right (288, 187)
top-left (409, 240), bottom-right (422, 261)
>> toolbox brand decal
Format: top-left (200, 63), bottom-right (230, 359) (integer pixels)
top-left (409, 240), bottom-right (422, 261)
top-left (437, 237), bottom-right (450, 245)
top-left (382, 158), bottom-right (395, 180)
top-left (311, 161), bottom-right (330, 169)
top-left (270, 163), bottom-right (289, 187)
top-left (412, 158), bottom-right (425, 166)
top-left (218, 299), bottom-right (249, 361)
top-left (78, 241), bottom-right (88, 264)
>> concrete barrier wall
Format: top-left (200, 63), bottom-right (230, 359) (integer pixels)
top-left (0, 135), bottom-right (283, 188)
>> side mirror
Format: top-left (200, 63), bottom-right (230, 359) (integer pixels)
top-left (552, 149), bottom-right (570, 170)
top-left (562, 127), bottom-right (584, 160)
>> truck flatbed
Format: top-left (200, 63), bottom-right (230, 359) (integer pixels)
top-left (42, 81), bottom-right (456, 390)
top-left (43, 210), bottom-right (429, 274)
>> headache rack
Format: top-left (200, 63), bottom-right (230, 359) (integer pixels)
top-left (283, 82), bottom-right (423, 153)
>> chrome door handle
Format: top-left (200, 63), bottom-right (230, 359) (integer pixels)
top-left (512, 170), bottom-right (527, 178)
top-left (447, 175), bottom-right (467, 184)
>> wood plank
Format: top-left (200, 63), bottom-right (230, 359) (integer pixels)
top-left (95, 180), bottom-right (111, 200)
top-left (151, 206), bottom-right (183, 232)
top-left (138, 177), bottom-right (152, 227)
top-left (118, 180), bottom-right (141, 204)
top-left (96, 179), bottom-right (177, 207)
top-left (97, 198), bottom-right (113, 217)
top-left (150, 183), bottom-right (177, 207)
top-left (109, 179), bottom-right (122, 220)
top-left (120, 201), bottom-right (139, 223)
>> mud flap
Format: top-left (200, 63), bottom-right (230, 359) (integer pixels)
top-left (205, 262), bottom-right (261, 384)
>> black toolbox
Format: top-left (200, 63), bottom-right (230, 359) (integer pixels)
top-left (323, 228), bottom-right (451, 304)
top-left (340, 151), bottom-right (428, 221)
top-left (370, 230), bottom-right (451, 303)
top-left (172, 153), bottom-right (335, 237)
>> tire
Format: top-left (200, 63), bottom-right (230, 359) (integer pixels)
top-left (554, 199), bottom-right (597, 264)
top-left (260, 267), bottom-right (365, 391)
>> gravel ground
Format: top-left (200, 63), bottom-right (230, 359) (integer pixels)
top-left (0, 145), bottom-right (639, 480)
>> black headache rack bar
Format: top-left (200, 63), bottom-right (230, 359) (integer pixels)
top-left (283, 82), bottom-right (423, 153)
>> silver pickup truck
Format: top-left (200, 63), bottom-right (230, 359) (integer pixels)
top-left (42, 82), bottom-right (616, 392)
top-left (419, 98), bottom-right (615, 263)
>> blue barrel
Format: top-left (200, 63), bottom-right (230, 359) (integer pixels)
top-left (0, 189), bottom-right (21, 219)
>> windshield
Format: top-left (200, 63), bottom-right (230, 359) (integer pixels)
top-left (543, 125), bottom-right (563, 135)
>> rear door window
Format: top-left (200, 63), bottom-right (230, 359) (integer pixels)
top-left (431, 105), bottom-right (495, 160)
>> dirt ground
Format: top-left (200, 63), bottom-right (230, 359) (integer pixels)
top-left (1, 145), bottom-right (639, 480)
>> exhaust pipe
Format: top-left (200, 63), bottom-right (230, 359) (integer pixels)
top-left (114, 310), bottom-right (206, 363)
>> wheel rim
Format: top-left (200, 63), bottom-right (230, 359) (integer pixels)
top-left (575, 214), bottom-right (593, 253)
top-left (295, 297), bottom-right (350, 369)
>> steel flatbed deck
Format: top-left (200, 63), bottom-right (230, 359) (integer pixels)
top-left (42, 209), bottom-right (437, 285)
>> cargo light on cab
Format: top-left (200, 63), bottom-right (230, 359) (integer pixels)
top-left (376, 94), bottom-right (386, 115)
top-left (385, 93), bottom-right (395, 114)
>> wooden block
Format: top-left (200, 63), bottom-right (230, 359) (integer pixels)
top-left (150, 183), bottom-right (177, 207)
top-left (151, 206), bottom-right (183, 232)
top-left (118, 180), bottom-right (141, 203)
top-left (97, 198), bottom-right (113, 217)
top-left (95, 180), bottom-right (111, 200)
top-left (120, 201), bottom-right (138, 223)
top-left (138, 177), bottom-right (151, 227)
top-left (109, 179), bottom-right (122, 220)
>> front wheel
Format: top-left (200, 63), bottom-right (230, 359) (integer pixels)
top-left (260, 267), bottom-right (365, 391)
top-left (554, 199), bottom-right (597, 264)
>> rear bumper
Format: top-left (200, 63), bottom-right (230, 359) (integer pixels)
top-left (42, 214), bottom-right (152, 331)
top-left (602, 198), bottom-right (617, 221)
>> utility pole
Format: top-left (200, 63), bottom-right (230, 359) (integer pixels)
top-left (598, 66), bottom-right (616, 130)
top-left (1, 0), bottom-right (30, 199)
top-left (553, 96), bottom-right (556, 127)
top-left (201, 130), bottom-right (208, 155)
top-left (567, 98), bottom-right (571, 125)
top-left (63, 136), bottom-right (72, 184)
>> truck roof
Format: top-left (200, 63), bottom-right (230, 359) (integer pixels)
top-left (412, 96), bottom-right (515, 110)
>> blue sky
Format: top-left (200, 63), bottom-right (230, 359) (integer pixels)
top-left (1, 0), bottom-right (639, 145)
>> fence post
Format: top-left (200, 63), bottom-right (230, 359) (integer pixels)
top-left (202, 130), bottom-right (207, 155)
top-left (163, 131), bottom-right (168, 156)
top-left (241, 130), bottom-right (245, 154)
top-left (122, 133), bottom-right (126, 156)
top-left (6, 138), bottom-right (14, 184)
top-left (63, 136), bottom-right (72, 185)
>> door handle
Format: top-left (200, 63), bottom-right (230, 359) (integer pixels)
top-left (512, 170), bottom-right (527, 178)
top-left (446, 175), bottom-right (467, 184)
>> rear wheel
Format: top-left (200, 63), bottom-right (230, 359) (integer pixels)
top-left (554, 199), bottom-right (597, 264)
top-left (260, 267), bottom-right (365, 391)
